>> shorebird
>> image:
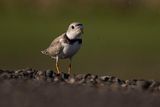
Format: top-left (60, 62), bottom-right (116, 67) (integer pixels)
top-left (41, 22), bottom-right (84, 75)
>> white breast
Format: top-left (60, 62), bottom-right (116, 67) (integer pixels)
top-left (60, 42), bottom-right (81, 59)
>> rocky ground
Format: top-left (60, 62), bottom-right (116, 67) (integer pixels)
top-left (0, 68), bottom-right (160, 107)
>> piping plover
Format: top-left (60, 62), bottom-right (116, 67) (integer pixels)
top-left (41, 22), bottom-right (84, 74)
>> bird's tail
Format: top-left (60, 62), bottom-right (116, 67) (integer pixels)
top-left (41, 49), bottom-right (48, 55)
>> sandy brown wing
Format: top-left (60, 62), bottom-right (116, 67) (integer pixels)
top-left (46, 34), bottom-right (64, 57)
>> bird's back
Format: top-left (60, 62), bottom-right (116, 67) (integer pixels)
top-left (41, 34), bottom-right (65, 58)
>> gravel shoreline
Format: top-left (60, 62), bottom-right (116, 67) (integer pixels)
top-left (0, 68), bottom-right (160, 93)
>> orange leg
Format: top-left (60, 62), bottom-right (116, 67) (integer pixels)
top-left (55, 56), bottom-right (60, 74)
top-left (68, 63), bottom-right (71, 75)
top-left (56, 63), bottom-right (60, 74)
top-left (68, 58), bottom-right (72, 75)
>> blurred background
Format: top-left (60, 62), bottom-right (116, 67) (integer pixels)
top-left (0, 0), bottom-right (160, 80)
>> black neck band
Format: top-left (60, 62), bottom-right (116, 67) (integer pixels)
top-left (64, 33), bottom-right (82, 45)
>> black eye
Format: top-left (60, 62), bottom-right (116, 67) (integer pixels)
top-left (71, 26), bottom-right (74, 29)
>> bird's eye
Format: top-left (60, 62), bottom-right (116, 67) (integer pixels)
top-left (71, 26), bottom-right (74, 29)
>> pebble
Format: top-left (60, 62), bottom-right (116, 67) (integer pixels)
top-left (45, 70), bottom-right (54, 78)
top-left (84, 74), bottom-right (97, 83)
top-left (65, 75), bottom-right (75, 84)
top-left (0, 72), bottom-right (11, 79)
top-left (99, 76), bottom-right (110, 81)
top-left (61, 72), bottom-right (70, 80)
top-left (35, 70), bottom-right (46, 80)
top-left (135, 80), bottom-right (151, 90)
top-left (75, 74), bottom-right (86, 84)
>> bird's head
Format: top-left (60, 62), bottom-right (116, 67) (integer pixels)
top-left (66, 22), bottom-right (84, 39)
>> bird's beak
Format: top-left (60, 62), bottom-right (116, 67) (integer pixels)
top-left (78, 26), bottom-right (84, 34)
top-left (80, 28), bottom-right (84, 34)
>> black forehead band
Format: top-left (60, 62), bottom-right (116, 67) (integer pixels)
top-left (75, 23), bottom-right (83, 26)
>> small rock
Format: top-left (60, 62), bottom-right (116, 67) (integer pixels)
top-left (125, 79), bottom-right (137, 85)
top-left (22, 68), bottom-right (32, 72)
top-left (15, 70), bottom-right (22, 74)
top-left (37, 71), bottom-right (44, 75)
top-left (136, 80), bottom-right (152, 90)
top-left (66, 76), bottom-right (75, 84)
top-left (110, 77), bottom-right (124, 84)
top-left (52, 72), bottom-right (57, 78)
top-left (84, 74), bottom-right (97, 81)
top-left (61, 72), bottom-right (70, 80)
top-left (149, 81), bottom-right (160, 91)
top-left (53, 76), bottom-right (60, 82)
top-left (26, 70), bottom-right (34, 74)
top-left (35, 71), bottom-right (46, 80)
top-left (84, 74), bottom-right (91, 79)
top-left (75, 74), bottom-right (85, 80)
top-left (22, 68), bottom-right (35, 79)
top-left (99, 76), bottom-right (110, 81)
top-left (45, 70), bottom-right (54, 78)
top-left (82, 74), bottom-right (98, 86)
top-left (121, 83), bottom-right (127, 88)
top-left (0, 72), bottom-right (11, 79)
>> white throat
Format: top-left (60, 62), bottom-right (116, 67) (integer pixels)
top-left (66, 32), bottom-right (81, 40)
